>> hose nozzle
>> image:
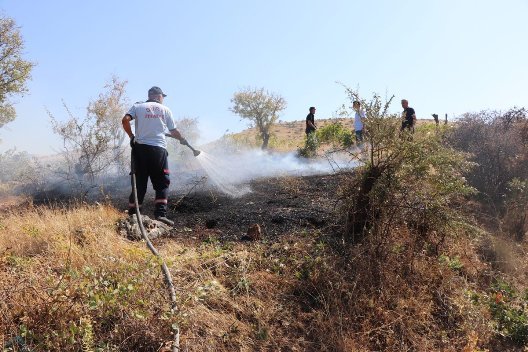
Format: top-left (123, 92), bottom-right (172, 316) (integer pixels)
top-left (165, 134), bottom-right (201, 157)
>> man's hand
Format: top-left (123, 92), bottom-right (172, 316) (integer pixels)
top-left (130, 135), bottom-right (136, 148)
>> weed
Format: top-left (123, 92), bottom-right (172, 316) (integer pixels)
top-left (80, 316), bottom-right (94, 352)
top-left (439, 254), bottom-right (464, 272)
top-left (488, 281), bottom-right (528, 345)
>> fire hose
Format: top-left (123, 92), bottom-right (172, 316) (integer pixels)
top-left (130, 146), bottom-right (180, 351)
top-left (130, 137), bottom-right (201, 352)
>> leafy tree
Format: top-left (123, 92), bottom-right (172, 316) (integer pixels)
top-left (0, 15), bottom-right (34, 128)
top-left (230, 87), bottom-right (286, 149)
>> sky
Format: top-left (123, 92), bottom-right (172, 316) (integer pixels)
top-left (0, 0), bottom-right (527, 155)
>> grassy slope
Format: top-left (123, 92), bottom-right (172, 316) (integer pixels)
top-left (228, 117), bottom-right (437, 151)
top-left (1, 119), bottom-right (527, 351)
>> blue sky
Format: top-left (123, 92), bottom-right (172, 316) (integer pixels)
top-left (0, 0), bottom-right (527, 155)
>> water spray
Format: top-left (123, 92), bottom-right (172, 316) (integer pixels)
top-left (165, 133), bottom-right (201, 156)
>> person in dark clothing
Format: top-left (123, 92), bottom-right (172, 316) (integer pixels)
top-left (400, 99), bottom-right (416, 132)
top-left (432, 113), bottom-right (439, 126)
top-left (306, 107), bottom-right (317, 135)
top-left (121, 86), bottom-right (188, 226)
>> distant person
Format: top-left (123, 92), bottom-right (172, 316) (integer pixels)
top-left (122, 86), bottom-right (189, 226)
top-left (353, 101), bottom-right (366, 144)
top-left (400, 99), bottom-right (416, 132)
top-left (432, 113), bottom-right (439, 126)
top-left (445, 113), bottom-right (448, 125)
top-left (306, 106), bottom-right (317, 135)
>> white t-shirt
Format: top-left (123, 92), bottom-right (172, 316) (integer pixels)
top-left (127, 101), bottom-right (176, 149)
top-left (354, 110), bottom-right (366, 131)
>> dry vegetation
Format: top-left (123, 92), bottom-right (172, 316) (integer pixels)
top-left (1, 107), bottom-right (528, 351)
top-left (1, 199), bottom-right (526, 351)
top-left (229, 117), bottom-right (436, 152)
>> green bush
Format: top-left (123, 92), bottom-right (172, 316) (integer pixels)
top-left (488, 281), bottom-right (528, 345)
top-left (338, 86), bottom-right (476, 246)
top-left (298, 121), bottom-right (355, 158)
top-left (297, 132), bottom-right (319, 158)
top-left (316, 121), bottom-right (354, 148)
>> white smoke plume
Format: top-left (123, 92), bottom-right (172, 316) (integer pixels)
top-left (167, 139), bottom-right (359, 197)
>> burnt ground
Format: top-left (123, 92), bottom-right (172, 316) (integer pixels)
top-left (162, 172), bottom-right (351, 241)
top-left (7, 172), bottom-right (352, 242)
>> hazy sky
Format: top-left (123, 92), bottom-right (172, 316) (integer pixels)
top-left (0, 0), bottom-right (527, 155)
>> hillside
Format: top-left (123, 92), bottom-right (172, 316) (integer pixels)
top-left (1, 115), bottom-right (527, 351)
top-left (229, 117), bottom-right (438, 151)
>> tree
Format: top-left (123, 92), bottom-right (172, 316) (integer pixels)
top-left (447, 107), bottom-right (528, 203)
top-left (0, 15), bottom-right (34, 128)
top-left (49, 77), bottom-right (129, 188)
top-left (86, 76), bottom-right (129, 172)
top-left (230, 87), bottom-right (286, 149)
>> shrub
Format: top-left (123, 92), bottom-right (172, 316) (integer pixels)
top-left (0, 149), bottom-right (43, 195)
top-left (488, 281), bottom-right (528, 345)
top-left (298, 121), bottom-right (354, 158)
top-left (49, 76), bottom-right (129, 192)
top-left (297, 132), bottom-right (319, 158)
top-left (447, 108), bottom-right (528, 204)
top-left (339, 86), bottom-right (475, 245)
top-left (316, 121), bottom-right (354, 148)
top-left (502, 178), bottom-right (528, 241)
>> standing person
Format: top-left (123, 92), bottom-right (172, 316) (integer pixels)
top-left (353, 101), bottom-right (366, 145)
top-left (400, 99), bottom-right (416, 132)
top-left (122, 86), bottom-right (188, 226)
top-left (432, 113), bottom-right (439, 126)
top-left (306, 106), bottom-right (317, 135)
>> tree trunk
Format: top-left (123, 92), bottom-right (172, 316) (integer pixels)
top-left (346, 165), bottom-right (382, 242)
top-left (261, 132), bottom-right (270, 149)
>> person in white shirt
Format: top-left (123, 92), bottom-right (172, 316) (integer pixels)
top-left (121, 86), bottom-right (188, 226)
top-left (353, 101), bottom-right (366, 145)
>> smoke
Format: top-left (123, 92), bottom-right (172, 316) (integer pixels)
top-left (167, 142), bottom-right (359, 197)
top-left (1, 136), bottom-right (359, 202)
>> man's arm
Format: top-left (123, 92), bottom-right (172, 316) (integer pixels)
top-left (122, 114), bottom-right (134, 138)
top-left (306, 116), bottom-right (316, 129)
top-left (169, 128), bottom-right (186, 143)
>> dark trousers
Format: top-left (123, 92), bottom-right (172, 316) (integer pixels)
top-left (401, 120), bottom-right (414, 133)
top-left (355, 130), bottom-right (363, 143)
top-left (129, 144), bottom-right (170, 217)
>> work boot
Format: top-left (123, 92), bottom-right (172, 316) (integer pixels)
top-left (155, 216), bottom-right (174, 227)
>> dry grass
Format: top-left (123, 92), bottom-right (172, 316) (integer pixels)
top-left (230, 118), bottom-right (438, 152)
top-left (1, 200), bottom-right (527, 351)
top-left (0, 204), bottom-right (328, 351)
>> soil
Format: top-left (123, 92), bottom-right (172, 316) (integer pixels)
top-left (9, 172), bottom-right (352, 242)
top-left (163, 172), bottom-right (350, 241)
